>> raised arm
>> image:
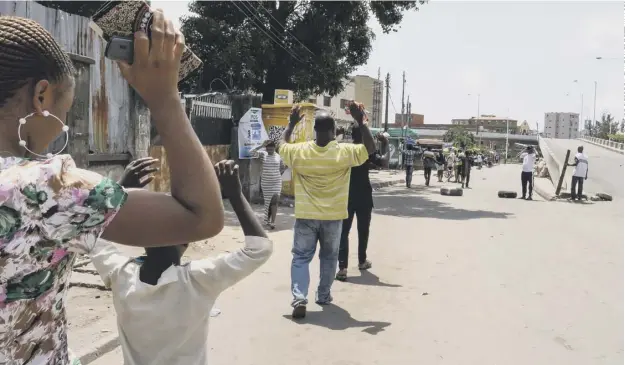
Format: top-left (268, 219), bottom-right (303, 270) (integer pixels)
top-left (276, 105), bottom-right (304, 153)
top-left (377, 133), bottom-right (390, 168)
top-left (349, 101), bottom-right (376, 154)
top-left (189, 160), bottom-right (272, 294)
top-left (102, 11), bottom-right (223, 247)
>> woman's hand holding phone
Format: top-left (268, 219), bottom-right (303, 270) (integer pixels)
top-left (117, 9), bottom-right (183, 109)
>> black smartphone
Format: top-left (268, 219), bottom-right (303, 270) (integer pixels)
top-left (104, 36), bottom-right (134, 64)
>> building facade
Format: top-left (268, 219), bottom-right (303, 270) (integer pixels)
top-left (543, 112), bottom-right (579, 139)
top-left (393, 113), bottom-right (425, 128)
top-left (451, 115), bottom-right (518, 134)
top-left (307, 75), bottom-right (384, 128)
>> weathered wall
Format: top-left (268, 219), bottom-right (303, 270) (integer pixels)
top-left (148, 145), bottom-right (231, 193)
top-left (0, 1), bottom-right (133, 155)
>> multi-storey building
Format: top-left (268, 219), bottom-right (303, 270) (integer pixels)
top-left (451, 115), bottom-right (518, 134)
top-left (543, 112), bottom-right (579, 139)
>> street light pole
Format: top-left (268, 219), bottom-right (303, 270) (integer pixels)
top-left (593, 80), bottom-right (597, 128)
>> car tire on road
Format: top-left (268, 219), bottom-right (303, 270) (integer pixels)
top-left (440, 187), bottom-right (463, 196)
top-left (498, 191), bottom-right (517, 198)
top-left (596, 192), bottom-right (613, 201)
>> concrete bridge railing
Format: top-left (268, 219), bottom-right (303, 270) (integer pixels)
top-left (579, 136), bottom-right (624, 154)
top-left (537, 136), bottom-right (566, 191)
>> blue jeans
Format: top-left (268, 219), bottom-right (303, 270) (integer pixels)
top-left (291, 219), bottom-right (342, 306)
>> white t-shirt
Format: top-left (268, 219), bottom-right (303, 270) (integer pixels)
top-left (573, 152), bottom-right (588, 177)
top-left (90, 236), bottom-right (273, 365)
top-left (521, 152), bottom-right (536, 172)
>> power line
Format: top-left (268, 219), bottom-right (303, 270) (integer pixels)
top-left (255, 1), bottom-right (316, 57)
top-left (230, 1), bottom-right (307, 64)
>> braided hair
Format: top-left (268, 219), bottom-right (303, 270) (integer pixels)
top-left (0, 16), bottom-right (75, 107)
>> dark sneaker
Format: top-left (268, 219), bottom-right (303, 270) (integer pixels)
top-left (335, 268), bottom-right (348, 281)
top-left (519, 196), bottom-right (526, 200)
top-left (358, 260), bottom-right (372, 270)
top-left (526, 196), bottom-right (533, 201)
top-left (292, 304), bottom-right (307, 319)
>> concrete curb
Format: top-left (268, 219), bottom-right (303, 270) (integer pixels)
top-left (372, 178), bottom-right (406, 190)
top-left (77, 333), bottom-right (119, 365)
top-left (579, 137), bottom-right (624, 155)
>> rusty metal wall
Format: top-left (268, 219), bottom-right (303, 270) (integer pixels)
top-left (0, 1), bottom-right (132, 154)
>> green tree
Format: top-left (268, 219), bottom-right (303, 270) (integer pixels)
top-left (443, 127), bottom-right (475, 149)
top-left (181, 1), bottom-right (424, 101)
top-left (593, 113), bottom-right (618, 139)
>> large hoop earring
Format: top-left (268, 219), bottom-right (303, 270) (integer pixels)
top-left (18, 111), bottom-right (69, 159)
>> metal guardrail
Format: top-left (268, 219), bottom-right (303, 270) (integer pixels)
top-left (579, 136), bottom-right (624, 151)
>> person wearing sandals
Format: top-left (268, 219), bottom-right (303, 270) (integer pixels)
top-left (336, 129), bottom-right (389, 281)
top-left (276, 102), bottom-right (376, 319)
top-left (251, 140), bottom-right (285, 229)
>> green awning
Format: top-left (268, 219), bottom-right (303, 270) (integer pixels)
top-left (370, 127), bottom-right (419, 139)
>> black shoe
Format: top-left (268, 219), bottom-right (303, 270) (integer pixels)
top-left (292, 304), bottom-right (307, 319)
top-left (519, 196), bottom-right (526, 200)
top-left (527, 196), bottom-right (533, 201)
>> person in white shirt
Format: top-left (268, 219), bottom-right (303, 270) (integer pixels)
top-left (90, 159), bottom-right (273, 365)
top-left (520, 146), bottom-right (536, 200)
top-left (567, 145), bottom-right (589, 201)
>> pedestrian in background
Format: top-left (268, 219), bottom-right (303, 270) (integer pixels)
top-left (277, 102), bottom-right (376, 319)
top-left (251, 140), bottom-right (285, 229)
top-left (567, 145), bottom-right (588, 201)
top-left (455, 149), bottom-right (466, 183)
top-left (462, 151), bottom-right (473, 189)
top-left (520, 146), bottom-right (536, 200)
top-left (436, 150), bottom-right (446, 182)
top-left (422, 147), bottom-right (436, 186)
top-left (403, 144), bottom-right (417, 187)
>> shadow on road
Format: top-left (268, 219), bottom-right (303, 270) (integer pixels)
top-left (283, 304), bottom-right (391, 335)
top-left (340, 270), bottom-right (402, 288)
top-left (373, 188), bottom-right (513, 220)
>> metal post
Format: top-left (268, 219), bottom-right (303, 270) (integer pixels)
top-left (384, 73), bottom-right (390, 131)
top-left (555, 149), bottom-right (571, 196)
top-left (593, 81), bottom-right (597, 125)
top-left (504, 119), bottom-right (509, 164)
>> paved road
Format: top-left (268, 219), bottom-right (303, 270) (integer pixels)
top-left (89, 165), bottom-right (623, 365)
top-left (544, 138), bottom-right (624, 198)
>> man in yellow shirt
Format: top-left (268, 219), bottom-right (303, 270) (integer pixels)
top-left (277, 102), bottom-right (375, 319)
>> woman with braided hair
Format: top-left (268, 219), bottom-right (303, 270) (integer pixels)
top-left (0, 13), bottom-right (225, 364)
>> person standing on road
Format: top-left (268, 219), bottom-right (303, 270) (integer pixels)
top-left (251, 140), bottom-right (285, 229)
top-left (0, 13), bottom-right (227, 364)
top-left (520, 146), bottom-right (536, 200)
top-left (422, 147), bottom-right (436, 186)
top-left (461, 151), bottom-right (473, 189)
top-left (455, 149), bottom-right (466, 183)
top-left (567, 145), bottom-right (588, 201)
top-left (446, 148), bottom-right (456, 182)
top-left (403, 144), bottom-right (417, 187)
top-left (436, 150), bottom-right (446, 182)
top-left (90, 160), bottom-right (272, 365)
top-left (336, 130), bottom-right (390, 281)
top-left (277, 102), bottom-right (375, 319)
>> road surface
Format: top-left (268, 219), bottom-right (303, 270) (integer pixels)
top-left (543, 138), bottom-right (624, 198)
top-left (84, 165), bottom-right (622, 365)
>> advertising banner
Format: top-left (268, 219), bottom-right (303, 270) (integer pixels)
top-left (238, 107), bottom-right (268, 159)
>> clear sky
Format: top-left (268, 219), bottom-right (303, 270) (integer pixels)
top-left (154, 0), bottom-right (623, 131)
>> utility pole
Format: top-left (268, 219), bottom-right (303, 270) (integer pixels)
top-left (401, 71), bottom-right (406, 129)
top-left (384, 73), bottom-right (390, 132)
top-left (593, 81), bottom-right (597, 126)
top-left (405, 95), bottom-right (411, 138)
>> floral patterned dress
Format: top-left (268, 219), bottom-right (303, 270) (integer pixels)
top-left (0, 155), bottom-right (127, 365)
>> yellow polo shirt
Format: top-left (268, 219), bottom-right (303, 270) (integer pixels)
top-left (280, 141), bottom-right (369, 220)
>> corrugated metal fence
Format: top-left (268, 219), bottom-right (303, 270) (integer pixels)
top-left (0, 1), bottom-right (132, 155)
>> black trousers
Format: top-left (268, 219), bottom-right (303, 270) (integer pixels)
top-left (423, 167), bottom-right (432, 185)
top-left (455, 165), bottom-right (463, 181)
top-left (406, 165), bottom-right (414, 187)
top-left (571, 176), bottom-right (584, 199)
top-left (464, 169), bottom-right (471, 187)
top-left (521, 171), bottom-right (533, 198)
top-left (338, 205), bottom-right (372, 269)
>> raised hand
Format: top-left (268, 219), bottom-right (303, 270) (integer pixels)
top-left (214, 160), bottom-right (242, 198)
top-left (376, 132), bottom-right (389, 143)
top-left (348, 100), bottom-right (366, 125)
top-left (117, 9), bottom-right (184, 107)
top-left (289, 104), bottom-right (305, 126)
top-left (118, 157), bottom-right (159, 189)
